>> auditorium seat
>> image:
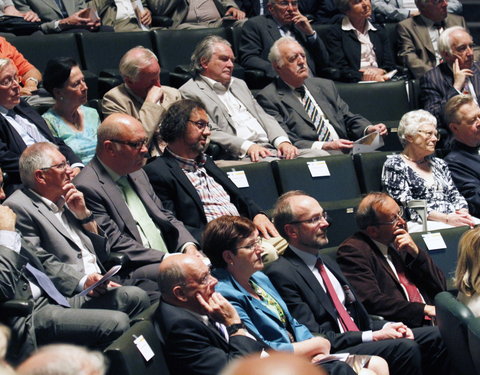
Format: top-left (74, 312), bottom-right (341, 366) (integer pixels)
top-left (468, 318), bottom-right (480, 373)
top-left (353, 151), bottom-right (396, 194)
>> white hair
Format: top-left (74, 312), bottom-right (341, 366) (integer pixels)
top-left (397, 110), bottom-right (437, 146)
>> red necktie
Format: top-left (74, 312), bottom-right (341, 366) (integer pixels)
top-left (387, 247), bottom-right (424, 303)
top-left (315, 259), bottom-right (359, 332)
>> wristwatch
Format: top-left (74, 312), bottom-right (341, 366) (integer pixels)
top-left (226, 322), bottom-right (246, 336)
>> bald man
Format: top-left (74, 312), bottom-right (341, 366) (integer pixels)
top-left (74, 114), bottom-right (199, 281)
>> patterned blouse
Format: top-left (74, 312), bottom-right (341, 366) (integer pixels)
top-left (43, 105), bottom-right (100, 164)
top-left (381, 154), bottom-right (468, 222)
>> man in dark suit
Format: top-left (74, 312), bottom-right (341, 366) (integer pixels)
top-left (420, 27), bottom-right (480, 131)
top-left (0, 205), bottom-right (149, 363)
top-left (239, 0), bottom-right (329, 79)
top-left (266, 190), bottom-right (449, 375)
top-left (144, 99), bottom-right (279, 243)
top-left (154, 254), bottom-right (265, 375)
top-left (337, 192), bottom-right (446, 328)
top-left (444, 94), bottom-right (480, 217)
top-left (0, 58), bottom-right (81, 195)
top-left (74, 113), bottom-right (200, 281)
top-left (256, 37), bottom-right (386, 153)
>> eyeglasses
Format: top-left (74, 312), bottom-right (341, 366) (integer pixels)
top-left (275, 0), bottom-right (298, 7)
top-left (40, 160), bottom-right (70, 171)
top-left (289, 212), bottom-right (329, 225)
top-left (235, 237), bottom-right (263, 251)
top-left (188, 120), bottom-right (210, 131)
top-left (109, 138), bottom-right (148, 150)
top-left (198, 269), bottom-right (215, 286)
top-left (417, 130), bottom-right (440, 140)
top-left (374, 207), bottom-right (405, 226)
top-left (0, 75), bottom-right (19, 88)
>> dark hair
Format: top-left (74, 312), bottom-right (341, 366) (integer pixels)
top-left (355, 192), bottom-right (391, 229)
top-left (202, 216), bottom-right (256, 268)
top-left (159, 99), bottom-right (206, 143)
top-left (43, 57), bottom-right (78, 96)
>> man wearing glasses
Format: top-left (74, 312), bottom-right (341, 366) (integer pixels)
top-left (267, 190), bottom-right (449, 375)
top-left (337, 192), bottom-right (446, 328)
top-left (0, 58), bottom-right (82, 196)
top-left (239, 0), bottom-right (329, 80)
top-left (74, 113), bottom-right (201, 282)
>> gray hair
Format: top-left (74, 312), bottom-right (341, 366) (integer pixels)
top-left (19, 143), bottom-right (58, 189)
top-left (190, 35), bottom-right (231, 76)
top-left (438, 26), bottom-right (467, 56)
top-left (397, 109), bottom-right (437, 146)
top-left (17, 344), bottom-right (107, 375)
top-left (119, 46), bottom-right (158, 81)
top-left (158, 261), bottom-right (186, 298)
top-left (0, 58), bottom-right (12, 73)
top-left (268, 36), bottom-right (300, 66)
top-left (356, 192), bottom-right (391, 229)
top-left (335, 0), bottom-right (352, 13)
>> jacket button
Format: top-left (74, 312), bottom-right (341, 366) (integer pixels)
top-left (77, 254), bottom-right (82, 259)
top-left (22, 283), bottom-right (28, 290)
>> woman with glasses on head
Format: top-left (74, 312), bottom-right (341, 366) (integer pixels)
top-left (42, 57), bottom-right (100, 164)
top-left (382, 109), bottom-right (477, 232)
top-left (203, 215), bottom-right (389, 375)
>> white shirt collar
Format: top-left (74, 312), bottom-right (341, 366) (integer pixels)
top-left (341, 16), bottom-right (377, 33)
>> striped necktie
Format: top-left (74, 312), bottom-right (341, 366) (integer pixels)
top-left (296, 86), bottom-right (332, 142)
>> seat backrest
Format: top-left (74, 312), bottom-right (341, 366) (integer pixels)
top-left (220, 161), bottom-right (279, 212)
top-left (334, 80), bottom-right (411, 123)
top-left (353, 151), bottom-right (396, 194)
top-left (468, 318), bottom-right (480, 374)
top-left (271, 154), bottom-right (361, 204)
top-left (7, 33), bottom-right (82, 72)
top-left (410, 225), bottom-right (469, 287)
top-left (104, 320), bottom-right (170, 375)
top-left (77, 32), bottom-right (153, 75)
top-left (153, 28), bottom-right (231, 72)
top-left (435, 291), bottom-right (475, 375)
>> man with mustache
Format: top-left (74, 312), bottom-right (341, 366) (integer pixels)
top-left (256, 37), bottom-right (386, 154)
top-left (420, 27), bottom-right (480, 134)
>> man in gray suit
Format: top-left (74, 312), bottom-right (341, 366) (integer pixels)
top-left (256, 37), bottom-right (387, 153)
top-left (180, 35), bottom-right (327, 162)
top-left (74, 113), bottom-right (200, 280)
top-left (397, 0), bottom-right (466, 79)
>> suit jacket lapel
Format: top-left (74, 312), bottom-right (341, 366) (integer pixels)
top-left (276, 79), bottom-right (314, 127)
top-left (414, 16), bottom-right (435, 57)
top-left (15, 102), bottom-right (54, 142)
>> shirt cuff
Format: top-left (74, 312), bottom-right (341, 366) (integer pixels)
top-left (0, 230), bottom-right (21, 253)
top-left (311, 141), bottom-right (325, 150)
top-left (306, 31), bottom-right (317, 41)
top-left (240, 140), bottom-right (255, 158)
top-left (180, 242), bottom-right (196, 253)
top-left (71, 163), bottom-right (84, 169)
top-left (363, 125), bottom-right (373, 136)
top-left (361, 330), bottom-right (373, 342)
top-left (78, 274), bottom-right (88, 291)
top-left (273, 136), bottom-right (291, 148)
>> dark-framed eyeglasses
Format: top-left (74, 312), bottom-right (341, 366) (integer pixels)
top-left (235, 237), bottom-right (263, 251)
top-left (109, 138), bottom-right (148, 150)
top-left (289, 212), bottom-right (329, 225)
top-left (374, 206), bottom-right (405, 226)
top-left (188, 120), bottom-right (211, 131)
top-left (40, 160), bottom-right (70, 171)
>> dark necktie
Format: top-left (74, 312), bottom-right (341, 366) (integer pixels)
top-left (387, 247), bottom-right (424, 303)
top-left (53, 0), bottom-right (69, 18)
top-left (315, 258), bottom-right (359, 332)
top-left (25, 263), bottom-right (71, 307)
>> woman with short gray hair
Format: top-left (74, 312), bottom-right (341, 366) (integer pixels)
top-left (382, 109), bottom-right (477, 232)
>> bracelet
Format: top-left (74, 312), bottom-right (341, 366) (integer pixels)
top-left (78, 212), bottom-right (94, 224)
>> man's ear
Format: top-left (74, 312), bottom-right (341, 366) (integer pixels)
top-left (284, 223), bottom-right (298, 240)
top-left (34, 169), bottom-right (46, 186)
top-left (365, 225), bottom-right (378, 239)
top-left (449, 121), bottom-right (459, 135)
top-left (172, 285), bottom-right (187, 302)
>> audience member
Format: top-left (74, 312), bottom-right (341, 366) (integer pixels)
top-left (0, 38), bottom-right (41, 96)
top-left (220, 352), bottom-right (327, 375)
top-left (181, 35), bottom-right (330, 162)
top-left (204, 215), bottom-right (387, 375)
top-left (382, 109), bottom-right (476, 232)
top-left (153, 254), bottom-right (265, 375)
top-left (0, 204), bottom-right (148, 363)
top-left (267, 191), bottom-right (450, 375)
top-left (74, 113), bottom-right (199, 281)
top-left (455, 226), bottom-right (480, 317)
top-left (397, 0), bottom-right (466, 79)
top-left (444, 95), bottom-right (480, 217)
top-left (0, 58), bottom-right (82, 195)
top-left (0, 0), bottom-right (39, 20)
top-left (239, 0), bottom-right (329, 80)
top-left (3, 143), bottom-right (160, 298)
top-left (257, 37), bottom-right (386, 153)
top-left (12, 0), bottom-right (102, 33)
top-left (372, 0), bottom-right (461, 23)
top-left (16, 344), bottom-right (107, 375)
top-left (148, 0), bottom-right (245, 29)
top-left (324, 0), bottom-right (396, 82)
top-left (42, 57), bottom-right (99, 164)
top-left (420, 27), bottom-right (479, 130)
top-left (90, 0), bottom-right (151, 31)
top-left (144, 99), bottom-right (281, 246)
top-left (337, 192), bottom-right (447, 328)
top-left (102, 46), bottom-right (180, 156)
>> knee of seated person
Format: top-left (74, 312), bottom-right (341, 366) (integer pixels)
top-left (111, 286), bottom-right (150, 316)
top-left (104, 311), bottom-right (131, 340)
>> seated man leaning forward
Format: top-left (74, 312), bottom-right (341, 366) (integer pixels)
top-left (256, 37), bottom-right (387, 154)
top-left (153, 254), bottom-right (265, 375)
top-left (180, 35), bottom-right (331, 164)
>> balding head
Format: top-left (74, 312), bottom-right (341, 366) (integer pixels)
top-left (96, 113), bottom-right (148, 175)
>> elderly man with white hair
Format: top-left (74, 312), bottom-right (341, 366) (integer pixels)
top-left (420, 26), bottom-right (480, 131)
